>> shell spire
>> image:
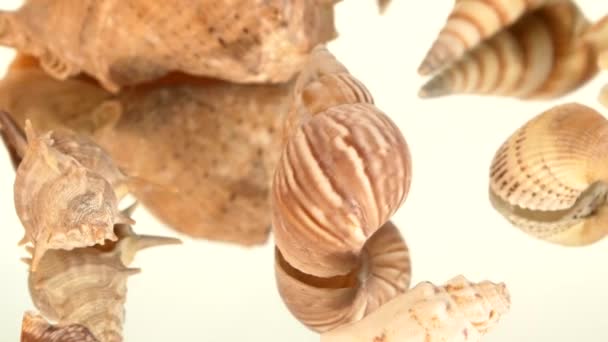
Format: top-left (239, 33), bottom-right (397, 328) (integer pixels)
top-left (419, 2), bottom-right (597, 100)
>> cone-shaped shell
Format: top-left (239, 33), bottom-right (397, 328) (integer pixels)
top-left (0, 0), bottom-right (338, 92)
top-left (21, 311), bottom-right (100, 342)
top-left (321, 276), bottom-right (510, 342)
top-left (419, 2), bottom-right (597, 100)
top-left (489, 103), bottom-right (608, 245)
top-left (27, 219), bottom-right (181, 342)
top-left (418, 0), bottom-right (561, 75)
top-left (0, 55), bottom-right (290, 246)
top-left (275, 221), bottom-right (411, 332)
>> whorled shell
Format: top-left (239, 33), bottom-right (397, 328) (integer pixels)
top-left (320, 276), bottom-right (511, 342)
top-left (0, 0), bottom-right (338, 92)
top-left (419, 2), bottom-right (598, 100)
top-left (21, 311), bottom-right (99, 342)
top-left (417, 0), bottom-right (562, 75)
top-left (272, 46), bottom-right (412, 331)
top-left (0, 54), bottom-right (290, 246)
top-left (12, 121), bottom-right (134, 271)
top-left (26, 211), bottom-right (181, 342)
top-left (489, 103), bottom-right (608, 245)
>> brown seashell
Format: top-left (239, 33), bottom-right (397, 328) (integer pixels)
top-left (272, 46), bottom-right (412, 331)
top-left (26, 212), bottom-right (181, 342)
top-left (21, 311), bottom-right (100, 342)
top-left (0, 0), bottom-right (338, 93)
top-left (419, 2), bottom-right (598, 100)
top-left (0, 55), bottom-right (290, 246)
top-left (417, 0), bottom-right (562, 76)
top-left (489, 103), bottom-right (608, 245)
top-left (320, 276), bottom-right (511, 342)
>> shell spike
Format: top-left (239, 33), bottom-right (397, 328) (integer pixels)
top-left (418, 76), bottom-right (450, 98)
top-left (122, 267), bottom-right (142, 276)
top-left (18, 234), bottom-right (29, 246)
top-left (117, 234), bottom-right (182, 266)
top-left (30, 241), bottom-right (48, 272)
top-left (116, 213), bottom-right (136, 226)
top-left (20, 257), bottom-right (31, 266)
top-left (0, 110), bottom-right (28, 167)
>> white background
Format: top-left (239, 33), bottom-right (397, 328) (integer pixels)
top-left (1, 0), bottom-right (607, 341)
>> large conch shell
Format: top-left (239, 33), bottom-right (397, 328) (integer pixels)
top-left (26, 208), bottom-right (181, 342)
top-left (0, 54), bottom-right (290, 246)
top-left (5, 118), bottom-right (135, 271)
top-left (321, 276), bottom-right (511, 342)
top-left (489, 103), bottom-right (608, 246)
top-left (419, 2), bottom-right (598, 100)
top-left (272, 46), bottom-right (412, 332)
top-left (21, 311), bottom-right (100, 342)
top-left (418, 0), bottom-right (562, 75)
top-left (0, 0), bottom-right (338, 92)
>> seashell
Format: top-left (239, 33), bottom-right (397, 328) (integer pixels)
top-left (0, 55), bottom-right (290, 246)
top-left (489, 102), bottom-right (608, 246)
top-left (13, 121), bottom-right (135, 271)
top-left (0, 110), bottom-right (27, 169)
top-left (417, 0), bottom-right (562, 76)
top-left (272, 45), bottom-right (412, 331)
top-left (0, 0), bottom-right (338, 93)
top-left (320, 275), bottom-right (511, 342)
top-left (26, 210), bottom-right (181, 342)
top-left (418, 2), bottom-right (598, 100)
top-left (21, 311), bottom-right (100, 342)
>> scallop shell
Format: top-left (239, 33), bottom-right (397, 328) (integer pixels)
top-left (21, 311), bottom-right (100, 342)
top-left (272, 46), bottom-right (412, 331)
top-left (418, 0), bottom-right (562, 75)
top-left (320, 276), bottom-right (511, 342)
top-left (26, 215), bottom-right (181, 342)
top-left (0, 55), bottom-right (290, 246)
top-left (419, 2), bottom-right (597, 100)
top-left (0, 0), bottom-right (338, 92)
top-left (489, 102), bottom-right (608, 245)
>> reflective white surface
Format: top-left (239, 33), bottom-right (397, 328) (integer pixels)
top-left (1, 0), bottom-right (607, 341)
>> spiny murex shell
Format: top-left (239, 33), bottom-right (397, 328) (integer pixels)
top-left (489, 102), bottom-right (608, 246)
top-left (27, 214), bottom-right (181, 342)
top-left (0, 55), bottom-right (291, 246)
top-left (12, 120), bottom-right (134, 271)
top-left (418, 1), bottom-right (598, 100)
top-left (0, 0), bottom-right (339, 92)
top-left (21, 311), bottom-right (99, 342)
top-left (321, 275), bottom-right (510, 342)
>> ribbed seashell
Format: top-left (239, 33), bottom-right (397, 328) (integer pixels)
top-left (26, 215), bottom-right (181, 342)
top-left (320, 276), bottom-right (511, 342)
top-left (418, 2), bottom-right (598, 100)
top-left (417, 0), bottom-right (561, 75)
top-left (489, 103), bottom-right (608, 245)
top-left (272, 46), bottom-right (412, 331)
top-left (0, 0), bottom-right (338, 93)
top-left (21, 311), bottom-right (100, 342)
top-left (0, 54), bottom-right (290, 246)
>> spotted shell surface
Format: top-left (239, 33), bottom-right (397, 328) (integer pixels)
top-left (0, 0), bottom-right (338, 92)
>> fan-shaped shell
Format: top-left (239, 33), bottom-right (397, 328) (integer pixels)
top-left (320, 276), bottom-right (511, 342)
top-left (0, 0), bottom-right (338, 92)
top-left (418, 0), bottom-right (562, 75)
top-left (418, 2), bottom-right (597, 100)
top-left (21, 312), bottom-right (100, 342)
top-left (0, 55), bottom-right (290, 246)
top-left (489, 103), bottom-right (608, 245)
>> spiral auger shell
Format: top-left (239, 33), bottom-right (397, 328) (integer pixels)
top-left (419, 1), bottom-right (597, 100)
top-left (21, 311), bottom-right (100, 342)
top-left (320, 276), bottom-right (511, 342)
top-left (489, 102), bottom-right (608, 245)
top-left (272, 45), bottom-right (413, 332)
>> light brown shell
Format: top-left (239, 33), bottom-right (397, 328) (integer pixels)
top-left (14, 122), bottom-right (134, 271)
top-left (320, 276), bottom-right (511, 342)
top-left (272, 46), bottom-right (412, 331)
top-left (419, 2), bottom-right (597, 100)
top-left (0, 0), bottom-right (338, 92)
top-left (26, 216), bottom-right (181, 342)
top-left (21, 311), bottom-right (100, 342)
top-left (489, 103), bottom-right (608, 245)
top-left (418, 0), bottom-right (561, 75)
top-left (0, 55), bottom-right (290, 246)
